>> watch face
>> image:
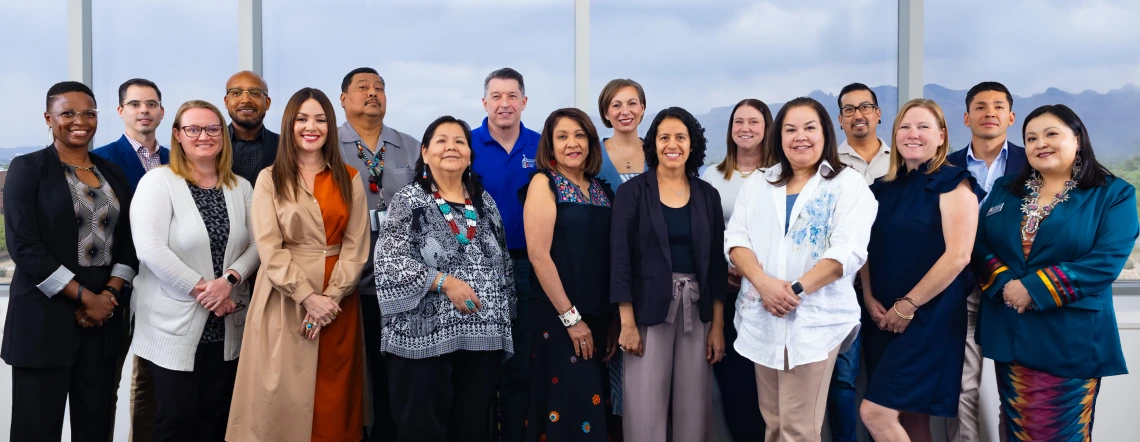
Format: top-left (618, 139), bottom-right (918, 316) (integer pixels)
top-left (792, 282), bottom-right (804, 295)
top-left (226, 274), bottom-right (239, 285)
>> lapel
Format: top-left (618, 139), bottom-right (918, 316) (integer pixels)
top-left (688, 176), bottom-right (709, 276)
top-left (41, 147), bottom-right (81, 267)
top-left (989, 186), bottom-right (1027, 266)
top-left (1027, 184), bottom-right (1091, 261)
top-left (113, 135), bottom-right (147, 178)
top-left (645, 168), bottom-right (673, 269)
top-left (1005, 143), bottom-right (1028, 176)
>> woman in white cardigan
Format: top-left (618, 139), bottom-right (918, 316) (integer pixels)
top-left (725, 98), bottom-right (877, 442)
top-left (129, 100), bottom-right (259, 442)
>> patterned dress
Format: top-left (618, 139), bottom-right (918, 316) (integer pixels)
top-left (525, 171), bottom-right (614, 441)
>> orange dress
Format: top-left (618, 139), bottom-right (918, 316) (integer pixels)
top-left (312, 170), bottom-right (365, 441)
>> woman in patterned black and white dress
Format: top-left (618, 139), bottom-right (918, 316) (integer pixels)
top-left (375, 115), bottom-right (515, 442)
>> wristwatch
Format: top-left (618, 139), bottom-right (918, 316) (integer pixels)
top-left (790, 281), bottom-right (805, 298)
top-left (225, 273), bottom-right (240, 286)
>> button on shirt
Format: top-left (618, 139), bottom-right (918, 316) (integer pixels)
top-left (470, 117), bottom-right (541, 250)
top-left (126, 135), bottom-right (164, 172)
top-left (965, 141), bottom-right (1009, 200)
top-left (724, 161), bottom-right (878, 369)
top-left (338, 121), bottom-right (421, 210)
top-left (837, 138), bottom-right (891, 185)
top-left (229, 124), bottom-right (280, 186)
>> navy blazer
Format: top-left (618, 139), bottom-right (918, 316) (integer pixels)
top-left (1, 146), bottom-right (137, 368)
top-left (93, 134), bottom-right (170, 190)
top-left (947, 142), bottom-right (1027, 196)
top-left (972, 175), bottom-right (1137, 379)
top-left (610, 168), bottom-right (728, 326)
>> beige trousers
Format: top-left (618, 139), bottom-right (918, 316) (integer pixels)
top-left (947, 287), bottom-right (983, 442)
top-left (755, 345), bottom-right (841, 442)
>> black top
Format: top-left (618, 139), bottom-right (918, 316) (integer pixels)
top-left (229, 124), bottom-right (280, 186)
top-left (662, 202), bottom-right (696, 274)
top-left (188, 183), bottom-right (230, 344)
top-left (524, 170), bottom-right (615, 316)
top-left (610, 168), bottom-right (728, 326)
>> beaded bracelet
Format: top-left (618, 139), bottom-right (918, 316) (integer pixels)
top-left (437, 274), bottom-right (447, 293)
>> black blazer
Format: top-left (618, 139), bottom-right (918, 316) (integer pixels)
top-left (1, 146), bottom-right (137, 368)
top-left (610, 168), bottom-right (728, 326)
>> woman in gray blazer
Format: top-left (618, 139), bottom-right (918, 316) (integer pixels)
top-left (129, 100), bottom-right (259, 442)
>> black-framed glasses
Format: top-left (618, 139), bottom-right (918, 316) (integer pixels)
top-left (51, 109), bottom-right (99, 121)
top-left (181, 125), bottom-right (224, 138)
top-left (227, 88), bottom-right (266, 99)
top-left (123, 100), bottom-right (161, 110)
top-left (841, 103), bottom-right (879, 117)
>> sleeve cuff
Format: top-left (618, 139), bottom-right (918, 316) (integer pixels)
top-left (724, 235), bottom-right (752, 262)
top-left (111, 264), bottom-right (137, 284)
top-left (290, 281), bottom-right (318, 305)
top-left (172, 272), bottom-right (205, 297)
top-left (1022, 266), bottom-right (1074, 311)
top-left (820, 246), bottom-right (864, 277)
top-left (36, 266), bottom-right (75, 298)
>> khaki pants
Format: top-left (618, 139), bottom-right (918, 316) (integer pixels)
top-left (128, 355), bottom-right (157, 441)
top-left (756, 345), bottom-right (841, 442)
top-left (946, 287), bottom-right (983, 442)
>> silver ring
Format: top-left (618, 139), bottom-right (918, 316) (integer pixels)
top-left (108, 311), bottom-right (114, 319)
top-left (580, 340), bottom-right (586, 346)
top-left (619, 346), bottom-right (625, 352)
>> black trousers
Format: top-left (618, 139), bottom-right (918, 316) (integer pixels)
top-left (388, 350), bottom-right (504, 442)
top-left (144, 342), bottom-right (238, 442)
top-left (10, 328), bottom-right (117, 442)
top-left (712, 294), bottom-right (765, 442)
top-left (360, 286), bottom-right (398, 441)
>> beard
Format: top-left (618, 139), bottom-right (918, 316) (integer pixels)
top-left (231, 112), bottom-right (264, 130)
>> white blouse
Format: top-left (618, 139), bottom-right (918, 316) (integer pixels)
top-left (724, 161), bottom-right (877, 369)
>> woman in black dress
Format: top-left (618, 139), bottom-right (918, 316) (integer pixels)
top-left (522, 108), bottom-right (616, 441)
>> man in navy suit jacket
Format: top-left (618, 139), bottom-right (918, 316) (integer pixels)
top-left (944, 81), bottom-right (1027, 442)
top-left (91, 78), bottom-right (169, 442)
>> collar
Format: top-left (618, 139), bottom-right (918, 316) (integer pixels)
top-left (966, 140), bottom-right (1009, 164)
top-left (838, 138), bottom-right (891, 158)
top-left (125, 133), bottom-right (159, 154)
top-left (228, 123), bottom-right (266, 142)
top-left (476, 117), bottom-right (532, 146)
top-left (762, 159), bottom-right (839, 181)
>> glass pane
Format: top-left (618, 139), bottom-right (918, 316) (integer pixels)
top-left (924, 0), bottom-right (1140, 279)
top-left (263, 0), bottom-right (574, 143)
top-left (591, 1), bottom-right (899, 164)
top-left (91, 0), bottom-right (239, 147)
top-left (0, 0), bottom-right (68, 285)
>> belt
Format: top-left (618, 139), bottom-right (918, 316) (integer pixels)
top-left (292, 243), bottom-right (341, 256)
top-left (666, 273), bottom-right (700, 333)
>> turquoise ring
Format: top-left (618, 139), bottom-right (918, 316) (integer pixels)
top-left (306, 322), bottom-right (314, 331)
top-left (464, 300), bottom-right (476, 310)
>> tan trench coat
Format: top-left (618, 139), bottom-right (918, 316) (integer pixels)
top-left (226, 167), bottom-right (370, 441)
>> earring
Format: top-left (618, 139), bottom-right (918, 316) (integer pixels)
top-left (1073, 148), bottom-right (1083, 177)
top-left (549, 160), bottom-right (557, 167)
top-left (422, 168), bottom-right (428, 179)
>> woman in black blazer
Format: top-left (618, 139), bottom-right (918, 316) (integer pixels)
top-left (610, 107), bottom-right (727, 442)
top-left (2, 81), bottom-right (137, 442)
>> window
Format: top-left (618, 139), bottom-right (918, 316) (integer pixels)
top-left (591, 0), bottom-right (898, 163)
top-left (262, 0), bottom-right (574, 143)
top-left (91, 0), bottom-right (239, 148)
top-left (0, 0), bottom-right (69, 285)
top-left (925, 0), bottom-right (1140, 279)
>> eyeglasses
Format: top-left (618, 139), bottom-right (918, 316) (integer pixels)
top-left (227, 88), bottom-right (266, 99)
top-left (51, 109), bottom-right (99, 122)
top-left (841, 104), bottom-right (879, 117)
top-left (123, 100), bottom-right (161, 110)
top-left (181, 125), bottom-right (224, 138)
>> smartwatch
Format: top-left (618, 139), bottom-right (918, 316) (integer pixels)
top-left (790, 281), bottom-right (805, 298)
top-left (225, 273), bottom-right (240, 286)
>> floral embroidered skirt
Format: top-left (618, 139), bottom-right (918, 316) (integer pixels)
top-left (526, 301), bottom-right (612, 441)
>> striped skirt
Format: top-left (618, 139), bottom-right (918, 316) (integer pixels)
top-left (996, 361), bottom-right (1101, 441)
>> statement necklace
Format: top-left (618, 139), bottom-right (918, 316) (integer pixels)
top-left (1020, 171), bottom-right (1075, 240)
top-left (432, 185), bottom-right (477, 245)
top-left (735, 166), bottom-right (758, 178)
top-left (357, 140), bottom-right (386, 194)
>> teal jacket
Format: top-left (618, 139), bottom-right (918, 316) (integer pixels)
top-left (973, 174), bottom-right (1137, 379)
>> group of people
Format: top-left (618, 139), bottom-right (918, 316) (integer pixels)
top-left (2, 64), bottom-right (1134, 442)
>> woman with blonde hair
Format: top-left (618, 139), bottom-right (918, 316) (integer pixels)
top-left (130, 100), bottom-right (260, 442)
top-left (860, 99), bottom-right (981, 442)
top-left (227, 88), bottom-right (369, 442)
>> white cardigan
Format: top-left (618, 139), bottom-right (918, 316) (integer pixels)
top-left (130, 167), bottom-right (260, 371)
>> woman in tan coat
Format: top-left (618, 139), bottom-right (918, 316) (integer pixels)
top-left (226, 88), bottom-right (369, 442)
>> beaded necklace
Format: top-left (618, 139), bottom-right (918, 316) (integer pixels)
top-left (356, 140), bottom-right (386, 194)
top-left (1020, 171), bottom-right (1075, 240)
top-left (432, 185), bottom-right (477, 245)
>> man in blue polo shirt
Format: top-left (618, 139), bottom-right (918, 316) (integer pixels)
top-left (470, 67), bottom-right (541, 442)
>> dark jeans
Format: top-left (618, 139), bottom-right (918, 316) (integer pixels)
top-left (145, 342), bottom-right (238, 442)
top-left (829, 278), bottom-right (866, 442)
top-left (712, 294), bottom-right (765, 442)
top-left (497, 253), bottom-right (532, 442)
top-left (388, 350), bottom-right (504, 442)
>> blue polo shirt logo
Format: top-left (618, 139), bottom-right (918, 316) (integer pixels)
top-left (521, 154), bottom-right (536, 169)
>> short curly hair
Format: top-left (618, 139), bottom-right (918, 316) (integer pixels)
top-left (643, 107), bottom-right (707, 177)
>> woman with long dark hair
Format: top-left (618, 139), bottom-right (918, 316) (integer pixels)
top-left (227, 88), bottom-right (370, 442)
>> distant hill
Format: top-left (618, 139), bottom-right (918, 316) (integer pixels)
top-left (0, 145), bottom-right (44, 161)
top-left (593, 84), bottom-right (1139, 163)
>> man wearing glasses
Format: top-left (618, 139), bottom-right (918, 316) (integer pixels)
top-left (224, 70), bottom-right (279, 186)
top-left (336, 67), bottom-right (421, 441)
top-left (92, 77), bottom-right (169, 442)
top-left (828, 82), bottom-right (891, 442)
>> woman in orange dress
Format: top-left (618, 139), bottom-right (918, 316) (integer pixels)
top-left (227, 87), bottom-right (369, 442)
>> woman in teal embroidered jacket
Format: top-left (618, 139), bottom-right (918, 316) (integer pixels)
top-left (972, 104), bottom-right (1137, 441)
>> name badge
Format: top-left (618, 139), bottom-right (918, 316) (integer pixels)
top-left (986, 203), bottom-right (1004, 217)
top-left (369, 209), bottom-right (389, 231)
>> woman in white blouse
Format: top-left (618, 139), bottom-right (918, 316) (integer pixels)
top-left (724, 97), bottom-right (877, 442)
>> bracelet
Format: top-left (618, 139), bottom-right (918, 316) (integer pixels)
top-left (897, 297), bottom-right (919, 309)
top-left (77, 284), bottom-right (85, 305)
top-left (104, 286), bottom-right (121, 302)
top-left (436, 274), bottom-right (447, 293)
top-left (892, 304), bottom-right (914, 320)
top-left (559, 306), bottom-right (582, 327)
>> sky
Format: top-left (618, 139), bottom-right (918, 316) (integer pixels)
top-left (1, 0), bottom-right (1138, 149)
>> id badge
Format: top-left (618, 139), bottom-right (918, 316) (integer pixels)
top-left (370, 209), bottom-right (388, 231)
